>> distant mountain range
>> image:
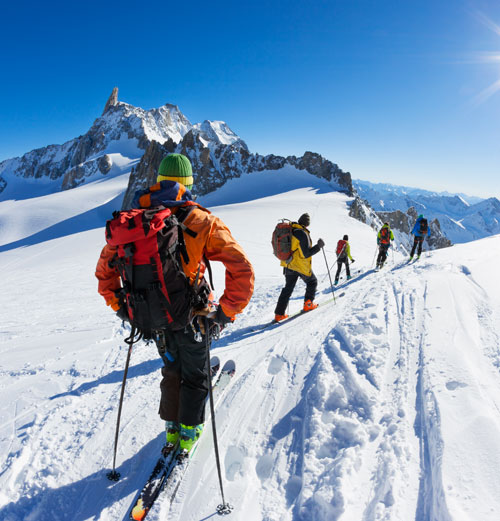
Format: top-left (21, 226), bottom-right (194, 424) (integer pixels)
top-left (353, 179), bottom-right (500, 244)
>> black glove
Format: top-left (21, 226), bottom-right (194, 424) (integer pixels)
top-left (317, 238), bottom-right (325, 249)
top-left (351, 259), bottom-right (355, 263)
top-left (214, 305), bottom-right (233, 326)
top-left (116, 305), bottom-right (129, 323)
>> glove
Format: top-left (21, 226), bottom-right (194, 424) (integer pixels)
top-left (214, 305), bottom-right (234, 326)
top-left (351, 259), bottom-right (355, 263)
top-left (116, 305), bottom-right (129, 323)
top-left (194, 304), bottom-right (233, 336)
top-left (317, 238), bottom-right (325, 249)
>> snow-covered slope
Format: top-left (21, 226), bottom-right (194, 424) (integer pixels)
top-left (1, 171), bottom-right (500, 521)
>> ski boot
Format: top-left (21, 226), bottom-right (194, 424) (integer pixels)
top-left (179, 423), bottom-right (204, 457)
top-left (165, 420), bottom-right (180, 447)
top-left (274, 314), bottom-right (289, 322)
top-left (303, 299), bottom-right (318, 312)
top-left (347, 275), bottom-right (352, 280)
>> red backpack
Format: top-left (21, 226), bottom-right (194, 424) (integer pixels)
top-left (336, 239), bottom-right (347, 256)
top-left (271, 219), bottom-right (294, 262)
top-left (379, 226), bottom-right (390, 245)
top-left (105, 205), bottom-right (210, 336)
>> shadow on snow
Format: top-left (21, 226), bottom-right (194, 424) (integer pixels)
top-left (49, 357), bottom-right (163, 400)
top-left (0, 434), bottom-right (164, 521)
top-left (0, 195), bottom-right (122, 252)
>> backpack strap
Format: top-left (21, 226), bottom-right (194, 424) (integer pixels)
top-left (175, 205), bottom-right (198, 238)
top-left (204, 255), bottom-right (215, 291)
top-left (176, 205), bottom-right (216, 292)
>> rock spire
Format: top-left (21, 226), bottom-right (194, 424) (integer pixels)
top-left (102, 87), bottom-right (119, 115)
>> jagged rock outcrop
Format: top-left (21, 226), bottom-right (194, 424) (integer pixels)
top-left (102, 87), bottom-right (119, 115)
top-left (62, 154), bottom-right (113, 190)
top-left (348, 195), bottom-right (383, 231)
top-left (122, 136), bottom-right (353, 209)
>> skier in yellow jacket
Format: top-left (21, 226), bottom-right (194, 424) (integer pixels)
top-left (274, 213), bottom-right (324, 322)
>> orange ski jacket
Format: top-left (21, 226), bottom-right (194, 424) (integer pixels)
top-left (95, 183), bottom-right (254, 320)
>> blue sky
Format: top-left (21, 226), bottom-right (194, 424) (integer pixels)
top-left (1, 0), bottom-right (499, 198)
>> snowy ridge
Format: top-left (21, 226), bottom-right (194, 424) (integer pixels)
top-left (354, 179), bottom-right (500, 244)
top-left (193, 120), bottom-right (246, 149)
top-left (1, 174), bottom-right (500, 520)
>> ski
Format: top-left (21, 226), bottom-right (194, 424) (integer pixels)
top-left (160, 360), bottom-right (236, 508)
top-left (253, 295), bottom-right (345, 333)
top-left (334, 269), bottom-right (364, 287)
top-left (129, 358), bottom-right (235, 521)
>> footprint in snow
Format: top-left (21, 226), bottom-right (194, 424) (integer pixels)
top-left (255, 453), bottom-right (274, 481)
top-left (446, 380), bottom-right (468, 391)
top-left (224, 445), bottom-right (246, 481)
top-left (268, 355), bottom-right (285, 375)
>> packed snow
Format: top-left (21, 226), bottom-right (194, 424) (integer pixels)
top-left (1, 169), bottom-right (500, 521)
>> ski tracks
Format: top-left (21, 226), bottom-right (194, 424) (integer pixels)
top-left (268, 261), bottom-right (451, 521)
top-left (0, 325), bottom-right (164, 521)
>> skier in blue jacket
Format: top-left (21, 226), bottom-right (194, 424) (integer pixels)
top-left (410, 214), bottom-right (431, 259)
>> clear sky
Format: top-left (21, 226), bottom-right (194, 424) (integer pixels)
top-left (1, 0), bottom-right (499, 198)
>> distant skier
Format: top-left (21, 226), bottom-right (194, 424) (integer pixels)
top-left (376, 222), bottom-right (394, 269)
top-left (96, 153), bottom-right (254, 456)
top-left (334, 234), bottom-right (355, 284)
top-left (274, 213), bottom-right (324, 322)
top-left (410, 214), bottom-right (430, 259)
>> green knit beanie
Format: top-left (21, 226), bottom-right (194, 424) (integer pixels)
top-left (157, 154), bottom-right (193, 190)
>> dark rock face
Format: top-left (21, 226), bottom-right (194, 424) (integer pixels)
top-left (122, 135), bottom-right (354, 209)
top-left (348, 196), bottom-right (382, 231)
top-left (102, 87), bottom-right (119, 115)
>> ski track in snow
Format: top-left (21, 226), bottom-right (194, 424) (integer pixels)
top-left (1, 180), bottom-right (500, 521)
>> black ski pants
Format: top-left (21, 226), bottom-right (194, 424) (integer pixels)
top-left (377, 244), bottom-right (390, 266)
top-left (275, 267), bottom-right (317, 315)
top-left (158, 327), bottom-right (209, 426)
top-left (335, 256), bottom-right (350, 281)
top-left (410, 236), bottom-right (424, 257)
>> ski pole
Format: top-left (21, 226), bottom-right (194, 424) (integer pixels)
top-left (205, 318), bottom-right (233, 515)
top-left (322, 246), bottom-right (336, 303)
top-left (372, 245), bottom-right (378, 268)
top-left (107, 326), bottom-right (141, 481)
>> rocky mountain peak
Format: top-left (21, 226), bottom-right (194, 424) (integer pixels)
top-left (102, 87), bottom-right (119, 115)
top-left (0, 91), bottom-right (353, 204)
